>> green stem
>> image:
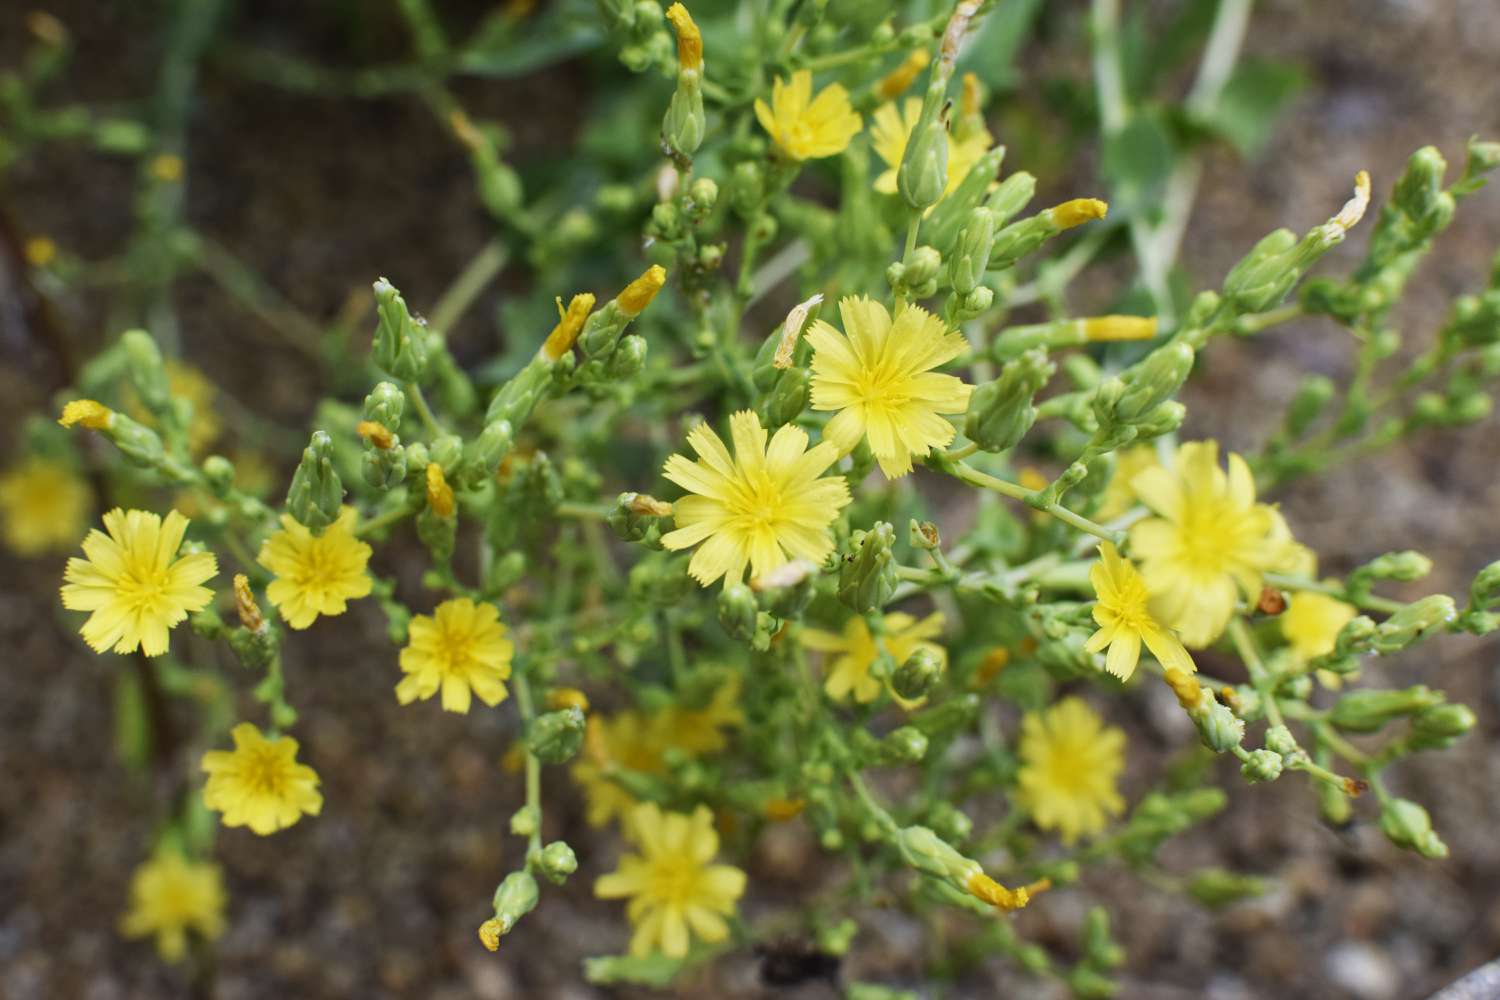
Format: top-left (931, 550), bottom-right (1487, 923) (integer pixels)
top-left (405, 382), bottom-right (443, 436)
top-left (1227, 617), bottom-right (1284, 729)
top-left (512, 664), bottom-right (544, 854)
top-left (554, 500), bottom-right (609, 521)
top-left (430, 239), bottom-right (509, 334)
top-left (355, 501), bottom-right (414, 539)
top-left (949, 461), bottom-right (1123, 545)
top-left (1263, 572), bottom-right (1405, 615)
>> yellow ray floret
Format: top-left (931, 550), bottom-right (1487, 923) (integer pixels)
top-left (754, 70), bottom-right (862, 162)
top-left (201, 722), bottom-right (323, 835)
top-left (661, 410), bottom-right (850, 587)
top-left (807, 296), bottom-right (972, 478)
top-left (60, 508), bottom-right (217, 656)
top-left (1085, 541), bottom-right (1195, 681)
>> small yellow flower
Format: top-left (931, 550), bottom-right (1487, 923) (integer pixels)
top-left (870, 97), bottom-right (990, 201)
top-left (257, 507), bottom-right (373, 629)
top-left (397, 598), bottom-right (514, 713)
top-left (120, 851), bottom-right (226, 962)
top-left (595, 803), bottom-right (747, 958)
top-left (807, 296), bottom-right (972, 478)
top-left (657, 674), bottom-right (745, 754)
top-left (754, 69), bottom-right (863, 162)
top-left (24, 235), bottom-right (57, 267)
top-left (1016, 697), bottom-right (1126, 844)
top-left (1085, 541), bottom-right (1194, 681)
top-left (572, 710), bottom-right (669, 827)
top-left (1094, 444), bottom-right (1159, 521)
top-left (58, 398), bottom-right (113, 430)
top-left (201, 722), bottom-right (323, 835)
top-left (1282, 591), bottom-right (1357, 662)
top-left (0, 456), bottom-right (91, 556)
top-left (661, 410), bottom-right (851, 587)
top-left (60, 508), bottom-right (217, 656)
top-left (1129, 441), bottom-right (1295, 648)
top-left (801, 611), bottom-right (946, 705)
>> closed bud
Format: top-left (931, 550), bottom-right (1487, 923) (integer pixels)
top-left (201, 455), bottom-right (234, 496)
top-left (1264, 724), bottom-right (1298, 756)
top-left (763, 366), bottom-right (809, 426)
top-left (481, 870), bottom-right (540, 951)
top-left (892, 647), bottom-right (944, 701)
top-left (1114, 341), bottom-right (1195, 423)
top-left (1132, 401), bottom-right (1187, 440)
top-left (1188, 690), bottom-right (1245, 753)
top-left (372, 278), bottom-right (429, 382)
top-left (687, 176), bottom-right (718, 213)
top-left (1240, 748), bottom-right (1283, 783)
top-left (908, 519), bottom-right (940, 551)
top-left (1224, 229), bottom-right (1300, 313)
top-left (985, 171), bottom-right (1036, 226)
top-left (910, 693), bottom-right (980, 740)
top-left (1370, 595), bottom-right (1457, 653)
top-left (606, 334), bottom-right (648, 379)
top-left (537, 841), bottom-right (578, 885)
top-left (947, 209), bottom-right (995, 294)
top-left (459, 419), bottom-right (514, 487)
top-left (363, 381), bottom-right (405, 430)
top-left (896, 90), bottom-right (949, 211)
top-left (286, 431), bottom-right (343, 533)
top-left (729, 160), bottom-right (765, 217)
top-left (880, 725), bottom-right (928, 763)
top-left (1469, 560), bottom-right (1500, 610)
top-left (1318, 776), bottom-right (1354, 827)
top-left (926, 147), bottom-right (1004, 253)
top-left (1329, 685), bottom-right (1446, 733)
top-left (717, 581), bottom-right (760, 640)
top-left (1285, 374), bottom-right (1335, 437)
top-left (1187, 869), bottom-right (1268, 908)
top-left (121, 329), bottom-right (172, 423)
top-left (1379, 797), bottom-right (1447, 859)
top-left (837, 522), bottom-right (898, 613)
top-left (1408, 703), bottom-right (1476, 750)
top-left (965, 348), bottom-right (1053, 452)
top-left (528, 707), bottom-right (586, 763)
top-left (1463, 136), bottom-right (1500, 183)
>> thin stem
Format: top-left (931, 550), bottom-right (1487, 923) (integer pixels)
top-left (405, 382), bottom-right (443, 436)
top-left (1263, 572), bottom-right (1405, 615)
top-left (1227, 617), bottom-right (1284, 729)
top-left (512, 664), bottom-right (544, 855)
top-left (949, 461), bottom-right (1123, 545)
top-left (355, 502), bottom-right (413, 539)
top-left (554, 501), bottom-right (610, 521)
top-left (429, 239), bottom-right (508, 334)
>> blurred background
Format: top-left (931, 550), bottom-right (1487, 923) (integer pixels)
top-left (2, 1), bottom-right (1499, 997)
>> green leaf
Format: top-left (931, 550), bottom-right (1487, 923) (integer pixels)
top-left (1101, 110), bottom-right (1177, 205)
top-left (1211, 58), bottom-right (1307, 155)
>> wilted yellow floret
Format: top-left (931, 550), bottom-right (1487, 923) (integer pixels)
top-left (1051, 198), bottom-right (1108, 229)
top-left (547, 687), bottom-right (591, 713)
top-left (425, 463), bottom-right (455, 517)
top-left (618, 264), bottom-right (668, 317)
top-left (807, 296), bottom-right (972, 478)
top-left (120, 851), bottom-right (226, 962)
top-left (59, 398), bottom-right (113, 430)
top-left (257, 507), bottom-right (373, 629)
top-left (541, 292), bottom-right (596, 361)
top-left (397, 597), bottom-right (514, 713)
top-left (871, 98), bottom-right (990, 202)
top-left (1162, 666), bottom-right (1203, 709)
top-left (0, 456), bottom-right (90, 556)
top-left (201, 722), bottom-right (323, 835)
top-left (60, 508), bottom-right (217, 656)
top-left (754, 70), bottom-right (863, 162)
top-left (478, 918), bottom-right (505, 951)
top-left (801, 611), bottom-right (946, 705)
top-left (664, 3), bottom-right (702, 72)
top-left (1083, 315), bottom-right (1158, 342)
top-left (356, 420), bottom-right (395, 449)
top-left (1085, 541), bottom-right (1195, 681)
top-left (233, 573), bottom-right (265, 632)
top-left (661, 410), bottom-right (850, 587)
top-left (1129, 441), bottom-right (1297, 647)
top-left (1016, 697), bottom-right (1126, 844)
top-left (876, 49), bottom-right (929, 100)
top-left (964, 870), bottom-right (1050, 912)
top-left (594, 803), bottom-right (747, 958)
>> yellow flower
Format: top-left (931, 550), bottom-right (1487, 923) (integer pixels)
top-left (1282, 591), bottom-right (1357, 662)
top-left (258, 507), bottom-right (373, 629)
top-left (0, 455), bottom-right (91, 556)
top-left (1016, 697), bottom-right (1126, 844)
top-left (595, 803), bottom-right (747, 958)
top-left (60, 508), bottom-right (217, 656)
top-left (658, 674), bottom-right (745, 754)
top-left (754, 69), bottom-right (862, 161)
top-left (661, 410), bottom-right (851, 587)
top-left (120, 851), bottom-right (226, 962)
top-left (397, 598), bottom-right (514, 713)
top-left (801, 611), bottom-right (946, 705)
top-left (807, 297), bottom-right (972, 478)
top-left (870, 97), bottom-right (991, 201)
top-left (1094, 444), bottom-right (1158, 522)
top-left (1085, 541), bottom-right (1194, 681)
top-left (201, 722), bottom-right (323, 835)
top-left (572, 710), bottom-right (669, 827)
top-left (1129, 441), bottom-right (1293, 648)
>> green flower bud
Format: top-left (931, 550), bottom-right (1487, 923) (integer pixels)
top-left (1068, 968), bottom-right (1116, 1000)
top-left (1463, 136), bottom-right (1500, 185)
top-left (285, 430), bottom-right (343, 533)
top-left (816, 918), bottom-right (859, 957)
top-left (537, 841), bottom-right (578, 885)
top-left (892, 647), bottom-right (944, 701)
top-left (1353, 550), bottom-right (1433, 586)
top-left (480, 870), bottom-right (540, 950)
top-left (1240, 748), bottom-right (1283, 783)
top-left (687, 177), bottom-right (718, 214)
top-left (528, 707), bottom-right (586, 764)
top-left (1113, 341), bottom-right (1195, 423)
top-left (416, 504), bottom-right (456, 563)
top-left (201, 455), bottom-right (234, 496)
top-left (1131, 400), bottom-right (1187, 441)
top-left (606, 334), bottom-right (648, 379)
top-left (1408, 703), bottom-right (1476, 751)
top-left (947, 209), bottom-right (996, 295)
top-left (718, 582), bottom-right (760, 640)
top-left (661, 4), bottom-right (705, 158)
top-left (1224, 229), bottom-right (1300, 313)
top-left (837, 522), bottom-right (898, 613)
top-left (1370, 595), bottom-right (1457, 653)
top-left (121, 329), bottom-right (173, 426)
top-left (1188, 690), bottom-right (1245, 753)
top-left (1329, 685), bottom-right (1446, 733)
top-left (926, 802), bottom-right (972, 844)
top-left (227, 624), bottom-right (278, 671)
top-left (729, 160), bottom-right (765, 217)
top-left (1264, 725), bottom-right (1298, 757)
top-left (1318, 775), bottom-right (1354, 827)
top-left (1379, 797), bottom-right (1447, 859)
top-left (1441, 292), bottom-right (1500, 349)
top-left (510, 804), bottom-right (540, 837)
top-left (897, 89), bottom-right (948, 211)
top-left (879, 725), bottom-right (928, 763)
top-left (763, 367), bottom-right (809, 427)
top-left (964, 348), bottom-right (1054, 452)
top-left (1083, 906), bottom-right (1125, 969)
top-left (910, 693), bottom-right (980, 740)
top-left (1469, 560), bottom-right (1500, 610)
top-left (985, 171), bottom-right (1036, 226)
top-left (926, 147), bottom-right (1004, 253)
top-left (1284, 375), bottom-right (1335, 437)
top-left (362, 446), bottom-right (408, 490)
top-left (372, 278), bottom-right (429, 382)
top-left (459, 419), bottom-right (514, 488)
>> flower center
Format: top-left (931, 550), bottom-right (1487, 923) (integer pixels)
top-left (241, 747), bottom-right (290, 797)
top-left (646, 856), bottom-right (701, 905)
